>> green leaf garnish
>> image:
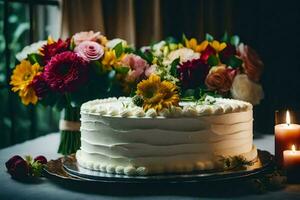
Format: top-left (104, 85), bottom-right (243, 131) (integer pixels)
top-left (220, 155), bottom-right (254, 171)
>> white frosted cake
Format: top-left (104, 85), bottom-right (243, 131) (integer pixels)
top-left (76, 97), bottom-right (257, 176)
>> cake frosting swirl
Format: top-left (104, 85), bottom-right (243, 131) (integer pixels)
top-left (76, 96), bottom-right (257, 175)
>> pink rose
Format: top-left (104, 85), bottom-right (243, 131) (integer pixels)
top-left (237, 43), bottom-right (264, 82)
top-left (74, 41), bottom-right (104, 61)
top-left (73, 31), bottom-right (101, 46)
top-left (121, 54), bottom-right (150, 82)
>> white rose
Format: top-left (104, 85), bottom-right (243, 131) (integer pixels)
top-left (106, 38), bottom-right (127, 49)
top-left (16, 40), bottom-right (47, 61)
top-left (231, 74), bottom-right (264, 105)
top-left (163, 48), bottom-right (200, 65)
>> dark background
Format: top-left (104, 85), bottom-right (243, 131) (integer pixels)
top-left (1, 0), bottom-right (300, 148)
top-left (140, 0), bottom-right (300, 135)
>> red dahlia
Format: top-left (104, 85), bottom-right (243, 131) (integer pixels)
top-left (44, 51), bottom-right (88, 93)
top-left (219, 44), bottom-right (236, 62)
top-left (30, 73), bottom-right (49, 99)
top-left (40, 38), bottom-right (70, 64)
top-left (178, 58), bottom-right (209, 89)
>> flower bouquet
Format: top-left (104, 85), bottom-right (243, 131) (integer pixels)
top-left (10, 31), bottom-right (151, 155)
top-left (11, 31), bottom-right (264, 155)
top-left (137, 33), bottom-right (264, 106)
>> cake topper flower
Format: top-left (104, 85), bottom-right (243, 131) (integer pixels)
top-left (136, 74), bottom-right (179, 111)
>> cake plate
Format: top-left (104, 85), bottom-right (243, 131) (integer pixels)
top-left (43, 150), bottom-right (274, 184)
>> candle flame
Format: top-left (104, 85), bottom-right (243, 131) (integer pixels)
top-left (292, 144), bottom-right (296, 152)
top-left (286, 110), bottom-right (291, 125)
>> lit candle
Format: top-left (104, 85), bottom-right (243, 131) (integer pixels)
top-left (283, 145), bottom-right (300, 168)
top-left (283, 145), bottom-right (300, 181)
top-left (275, 110), bottom-right (300, 166)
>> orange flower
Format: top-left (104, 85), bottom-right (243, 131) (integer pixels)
top-left (205, 65), bottom-right (234, 93)
top-left (185, 38), bottom-right (209, 52)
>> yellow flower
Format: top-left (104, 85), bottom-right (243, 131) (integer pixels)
top-left (10, 60), bottom-right (40, 105)
top-left (101, 49), bottom-right (126, 71)
top-left (196, 40), bottom-right (209, 52)
top-left (10, 60), bottom-right (40, 92)
top-left (99, 35), bottom-right (108, 46)
top-left (137, 74), bottom-right (179, 111)
top-left (47, 36), bottom-right (55, 45)
top-left (19, 86), bottom-right (38, 105)
top-left (185, 38), bottom-right (208, 52)
top-left (101, 50), bottom-right (117, 70)
top-left (210, 40), bottom-right (227, 52)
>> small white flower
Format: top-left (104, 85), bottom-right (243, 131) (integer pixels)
top-left (152, 41), bottom-right (166, 57)
top-left (231, 74), bottom-right (264, 105)
top-left (16, 40), bottom-right (47, 61)
top-left (106, 38), bottom-right (127, 49)
top-left (164, 48), bottom-right (200, 65)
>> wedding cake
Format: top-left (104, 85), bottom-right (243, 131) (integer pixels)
top-left (76, 96), bottom-right (257, 176)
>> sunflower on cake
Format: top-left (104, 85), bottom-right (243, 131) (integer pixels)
top-left (11, 31), bottom-right (264, 175)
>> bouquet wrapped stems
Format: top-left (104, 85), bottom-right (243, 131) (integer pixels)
top-left (58, 106), bottom-right (81, 155)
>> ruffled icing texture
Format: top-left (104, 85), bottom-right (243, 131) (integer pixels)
top-left (81, 96), bottom-right (253, 118)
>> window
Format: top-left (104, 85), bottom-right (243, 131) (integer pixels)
top-left (0, 0), bottom-right (60, 148)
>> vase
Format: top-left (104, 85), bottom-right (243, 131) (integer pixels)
top-left (58, 106), bottom-right (81, 155)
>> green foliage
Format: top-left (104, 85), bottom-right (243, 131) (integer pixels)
top-left (224, 55), bottom-right (243, 68)
top-left (230, 35), bottom-right (240, 46)
top-left (221, 32), bottom-right (229, 43)
top-left (115, 66), bottom-right (130, 74)
top-left (27, 53), bottom-right (43, 66)
top-left (170, 58), bottom-right (180, 77)
top-left (205, 33), bottom-right (214, 42)
top-left (207, 55), bottom-right (219, 66)
top-left (165, 36), bottom-right (178, 44)
top-left (0, 2), bottom-right (60, 148)
top-left (136, 49), bottom-right (153, 64)
top-left (113, 42), bottom-right (124, 58)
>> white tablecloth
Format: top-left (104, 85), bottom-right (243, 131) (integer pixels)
top-left (0, 133), bottom-right (299, 200)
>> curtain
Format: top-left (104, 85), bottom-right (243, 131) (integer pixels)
top-left (60, 0), bottom-right (234, 47)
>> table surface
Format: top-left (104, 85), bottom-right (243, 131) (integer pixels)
top-left (0, 133), bottom-right (299, 200)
